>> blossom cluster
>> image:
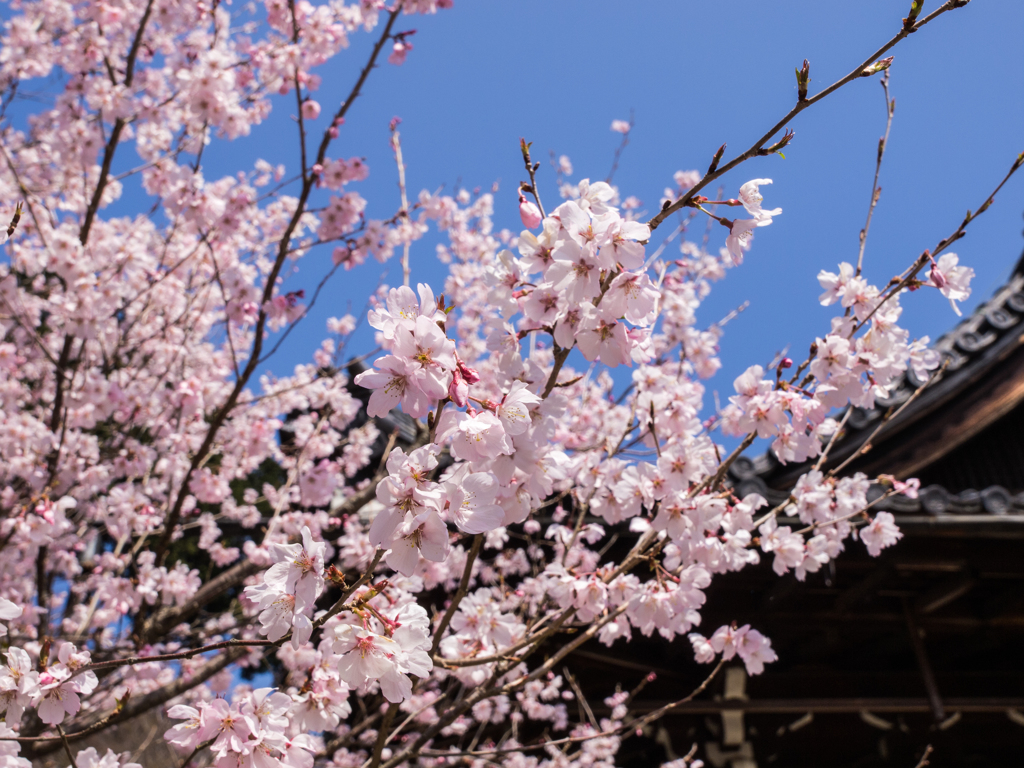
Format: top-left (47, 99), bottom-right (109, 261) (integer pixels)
top-left (166, 688), bottom-right (316, 768)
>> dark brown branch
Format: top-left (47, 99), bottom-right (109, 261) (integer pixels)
top-left (851, 151), bottom-right (1023, 335)
top-left (647, 0), bottom-right (970, 233)
top-left (138, 558), bottom-right (262, 643)
top-left (430, 534), bottom-right (483, 657)
top-left (55, 725), bottom-right (77, 768)
top-left (368, 702), bottom-right (398, 768)
top-left (78, 0), bottom-right (155, 246)
top-left (519, 138), bottom-right (546, 218)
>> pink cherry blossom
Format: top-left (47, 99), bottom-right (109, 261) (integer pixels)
top-left (725, 217), bottom-right (771, 261)
top-left (445, 471), bottom-right (505, 534)
top-left (738, 178), bottom-right (782, 221)
top-left (300, 99), bottom-right (321, 121)
top-left (928, 253), bottom-right (974, 315)
top-left (860, 511), bottom-right (903, 556)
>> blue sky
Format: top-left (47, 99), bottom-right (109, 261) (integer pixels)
top-left (224, 0), bottom-right (1024, 410)
top-left (15, 0), bottom-right (1024, 413)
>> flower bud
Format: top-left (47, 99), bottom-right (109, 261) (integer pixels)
top-left (388, 40), bottom-right (412, 66)
top-left (903, 0), bottom-right (925, 29)
top-left (301, 100), bottom-right (321, 120)
top-left (860, 56), bottom-right (894, 78)
top-left (448, 367), bottom-right (468, 408)
top-left (457, 359), bottom-right (481, 384)
top-left (519, 195), bottom-right (542, 229)
top-left (795, 59), bottom-right (810, 101)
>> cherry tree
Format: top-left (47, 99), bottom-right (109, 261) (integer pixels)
top-left (0, 1), bottom-right (1017, 767)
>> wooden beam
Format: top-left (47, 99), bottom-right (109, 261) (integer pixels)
top-left (903, 599), bottom-right (945, 722)
top-left (616, 697), bottom-right (1024, 715)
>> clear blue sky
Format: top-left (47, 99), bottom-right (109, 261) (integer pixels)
top-left (131, 2), bottom-right (1024, 408)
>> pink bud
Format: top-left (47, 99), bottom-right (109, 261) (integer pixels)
top-left (929, 262), bottom-right (947, 289)
top-left (301, 100), bottom-right (321, 121)
top-left (328, 127), bottom-right (339, 139)
top-left (519, 196), bottom-right (542, 229)
top-left (779, 357), bottom-right (792, 369)
top-left (447, 368), bottom-right (468, 408)
top-left (457, 359), bottom-right (480, 384)
top-left (388, 41), bottom-right (410, 66)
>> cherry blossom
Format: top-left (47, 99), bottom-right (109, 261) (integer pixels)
top-left (0, 649), bottom-right (36, 725)
top-left (725, 217), bottom-right (771, 261)
top-left (0, 601), bottom-right (20, 637)
top-left (737, 178), bottom-right (782, 221)
top-left (334, 603), bottom-right (432, 703)
top-left (928, 252), bottom-right (975, 315)
top-left (860, 511), bottom-right (904, 556)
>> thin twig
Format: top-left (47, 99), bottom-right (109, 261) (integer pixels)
top-left (648, 0), bottom-right (971, 233)
top-left (851, 152), bottom-right (1023, 335)
top-left (180, 737), bottom-right (215, 768)
top-left (390, 120), bottom-right (412, 286)
top-left (563, 667), bottom-right (598, 729)
top-left (913, 745), bottom-right (934, 768)
top-left (855, 71), bottom-right (895, 276)
top-left (519, 138), bottom-right (546, 218)
top-left (812, 406), bottom-right (852, 472)
top-left (152, 4), bottom-right (404, 565)
top-left (430, 535), bottom-right (483, 657)
top-left (606, 110), bottom-right (634, 183)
